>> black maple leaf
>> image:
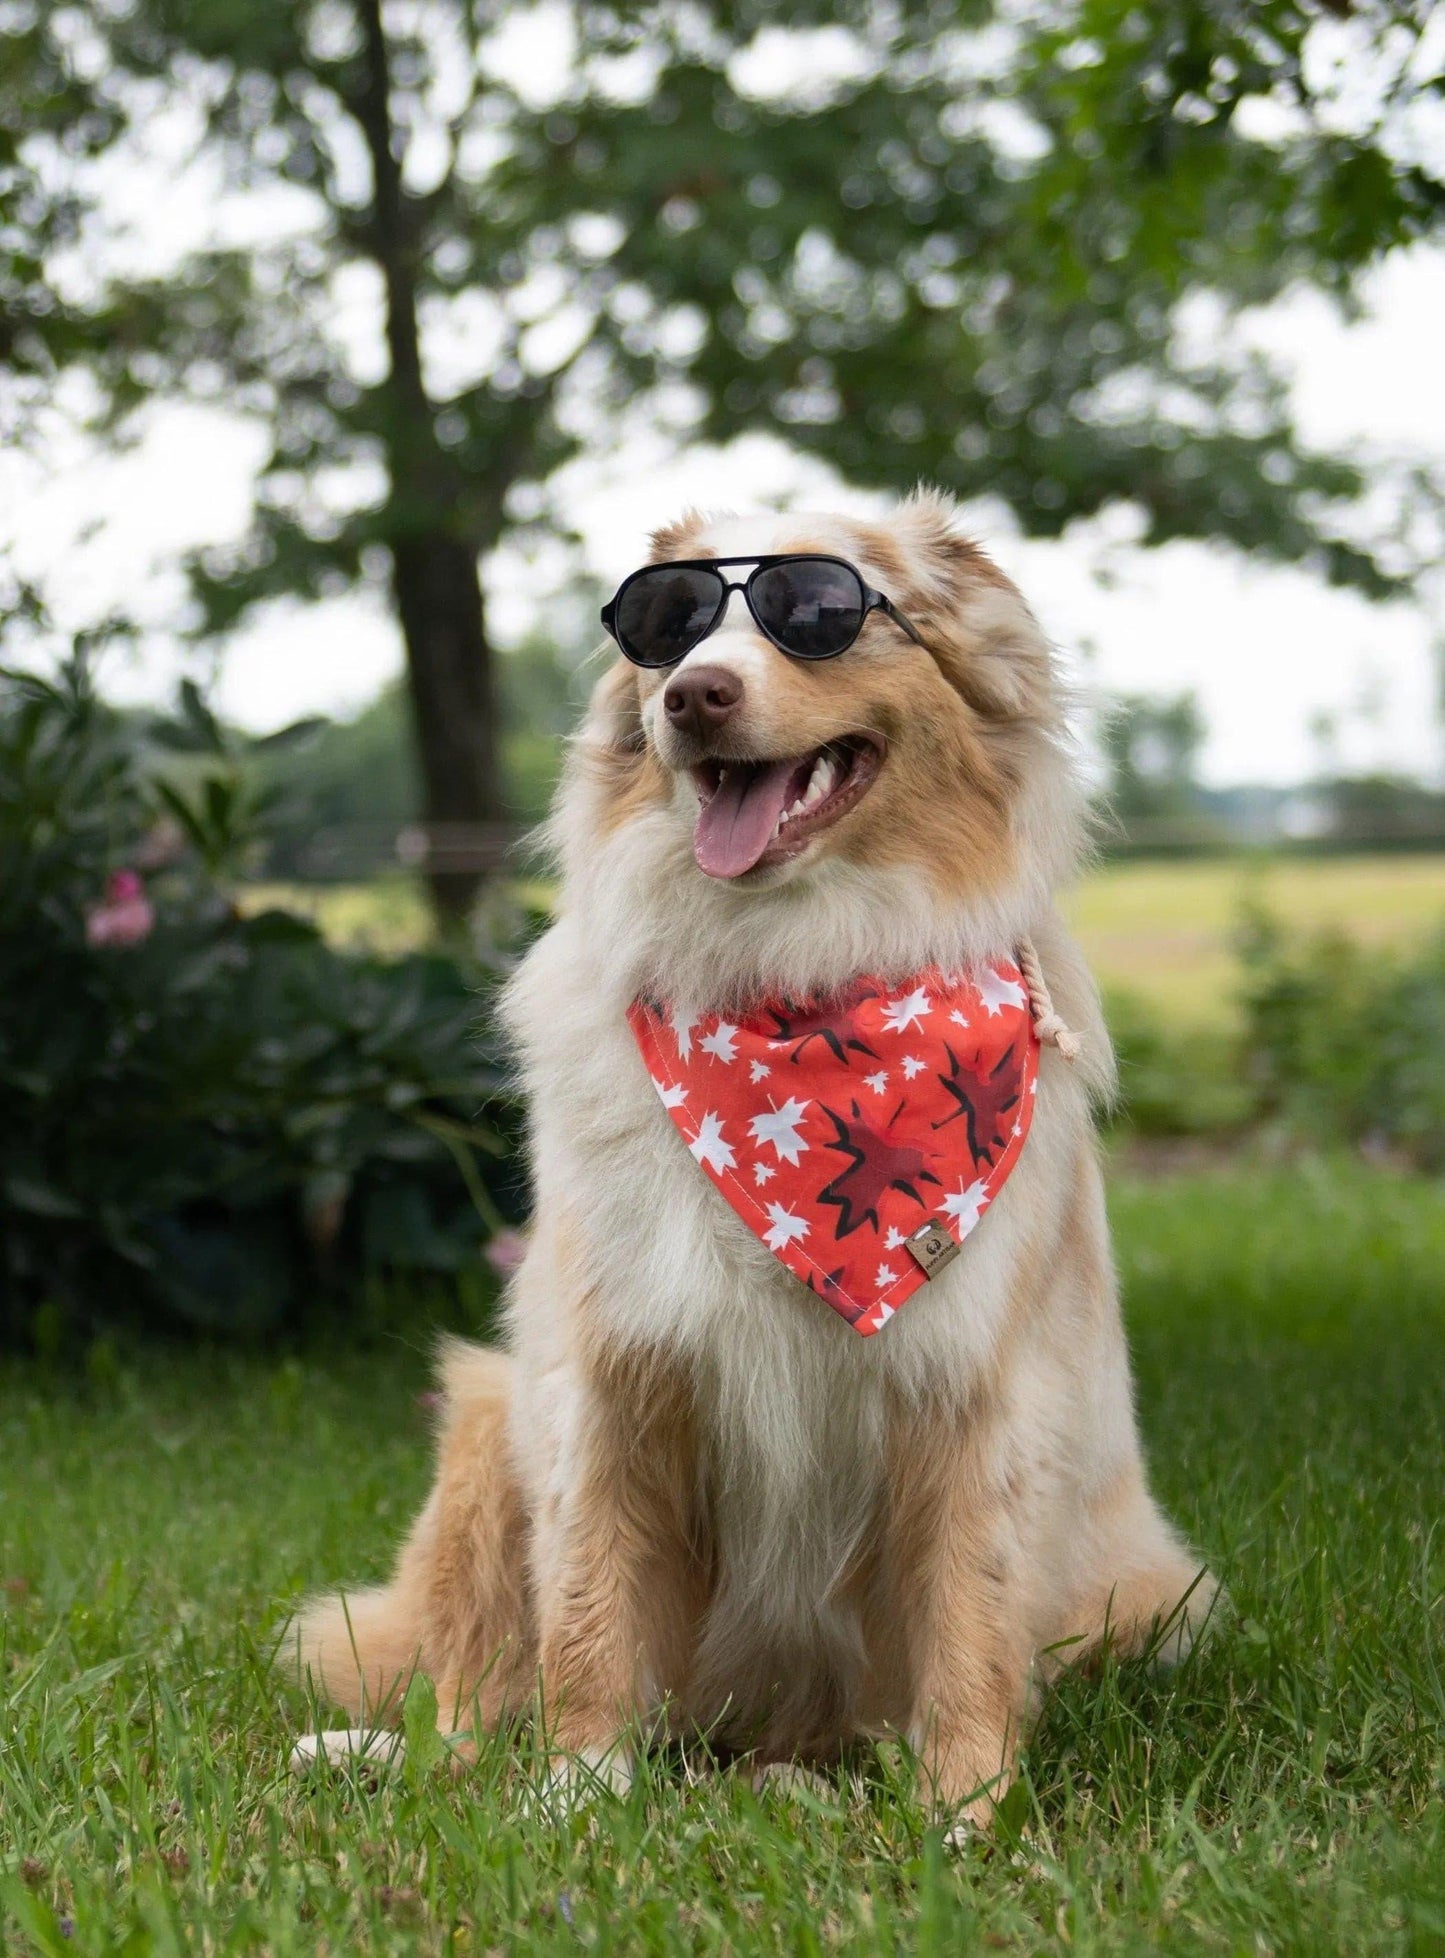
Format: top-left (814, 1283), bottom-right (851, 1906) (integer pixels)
top-left (931, 1039), bottom-right (1024, 1164)
top-left (761, 981), bottom-right (882, 1067)
top-left (816, 1103), bottom-right (938, 1239)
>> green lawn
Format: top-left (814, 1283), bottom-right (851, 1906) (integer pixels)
top-left (3, 1160), bottom-right (1443, 1954)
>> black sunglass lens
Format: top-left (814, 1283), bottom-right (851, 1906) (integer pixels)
top-left (750, 560), bottom-right (865, 659)
top-left (614, 568), bottom-right (724, 665)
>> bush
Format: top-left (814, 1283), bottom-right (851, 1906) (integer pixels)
top-left (1238, 907), bottom-right (1445, 1170)
top-left (0, 657), bottom-right (521, 1352)
top-left (1103, 989), bottom-right (1252, 1136)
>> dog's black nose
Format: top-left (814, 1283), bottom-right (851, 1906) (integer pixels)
top-left (663, 664), bottom-right (742, 740)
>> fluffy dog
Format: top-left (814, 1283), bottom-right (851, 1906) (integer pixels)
top-left (291, 491), bottom-right (1215, 1825)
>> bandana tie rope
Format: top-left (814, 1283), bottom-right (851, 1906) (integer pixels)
top-left (628, 952), bottom-right (1063, 1335)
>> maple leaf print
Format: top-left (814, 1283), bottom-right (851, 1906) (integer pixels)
top-left (949, 1009), bottom-right (971, 1029)
top-left (977, 966), bottom-right (1027, 1018)
top-left (749, 1096), bottom-right (811, 1164)
top-left (804, 1265), bottom-right (865, 1323)
top-left (749, 1059), bottom-right (772, 1082)
top-left (763, 1203), bottom-right (810, 1252)
top-left (699, 1021), bottom-right (739, 1063)
top-left (864, 1070), bottom-right (889, 1094)
top-left (816, 1105), bottom-right (939, 1239)
top-left (875, 1263), bottom-right (900, 1288)
top-left (941, 1177), bottom-right (989, 1232)
top-left (881, 986), bottom-right (931, 1034)
top-left (932, 1038), bottom-right (1024, 1164)
top-left (753, 1162), bottom-right (776, 1186)
top-left (672, 1008), bottom-right (699, 1058)
top-left (687, 1111), bottom-right (735, 1172)
top-left (653, 1079), bottom-right (688, 1109)
top-left (883, 1225), bottom-right (907, 1250)
top-left (760, 983), bottom-right (881, 1066)
top-left (900, 1054), bottom-right (926, 1079)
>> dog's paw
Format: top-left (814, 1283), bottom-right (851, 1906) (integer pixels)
top-left (750, 1761), bottom-right (843, 1805)
top-left (288, 1727), bottom-right (405, 1775)
top-left (527, 1745), bottom-right (635, 1819)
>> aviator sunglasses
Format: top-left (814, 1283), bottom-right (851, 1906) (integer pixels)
top-left (601, 554), bottom-right (924, 669)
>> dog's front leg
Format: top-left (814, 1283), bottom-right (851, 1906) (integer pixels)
top-left (533, 1349), bottom-right (701, 1799)
top-left (887, 1400), bottom-right (1033, 1832)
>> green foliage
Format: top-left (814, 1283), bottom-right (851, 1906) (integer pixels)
top-left (1105, 987), bottom-right (1253, 1135)
top-left (1096, 690), bottom-right (1225, 849)
top-left (7, 0), bottom-right (1443, 621)
top-left (255, 635), bottom-right (585, 879)
top-left (0, 656), bottom-right (520, 1352)
top-left (2, 1162), bottom-right (1442, 1950)
top-left (1105, 903), bottom-right (1445, 1162)
top-left (1238, 905), bottom-right (1445, 1168)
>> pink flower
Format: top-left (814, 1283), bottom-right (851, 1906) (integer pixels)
top-left (483, 1228), bottom-right (528, 1277)
top-left (86, 869), bottom-right (156, 949)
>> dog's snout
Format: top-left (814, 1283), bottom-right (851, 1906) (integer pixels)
top-left (663, 664), bottom-right (743, 741)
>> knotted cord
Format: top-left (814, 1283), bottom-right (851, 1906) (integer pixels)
top-left (1017, 936), bottom-right (1082, 1064)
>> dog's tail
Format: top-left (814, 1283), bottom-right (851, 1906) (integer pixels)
top-left (283, 1341), bottom-right (536, 1728)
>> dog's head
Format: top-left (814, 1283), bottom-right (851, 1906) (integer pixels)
top-left (575, 491), bottom-right (1079, 918)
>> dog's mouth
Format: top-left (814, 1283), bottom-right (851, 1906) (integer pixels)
top-left (688, 734), bottom-right (885, 880)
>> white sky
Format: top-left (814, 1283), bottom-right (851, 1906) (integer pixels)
top-left (3, 18), bottom-right (1443, 790)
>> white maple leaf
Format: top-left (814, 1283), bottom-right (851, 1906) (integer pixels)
top-left (753, 1162), bottom-right (776, 1185)
top-left (763, 1202), bottom-right (810, 1252)
top-left (900, 1054), bottom-right (927, 1080)
top-left (883, 1226), bottom-right (906, 1250)
top-left (687, 1110), bottom-right (735, 1172)
top-left (699, 1021), bottom-right (739, 1063)
top-left (881, 986), bottom-right (931, 1034)
top-left (875, 1262), bottom-right (900, 1289)
top-left (977, 966), bottom-right (1027, 1018)
top-left (672, 1008), bottom-right (699, 1058)
top-left (749, 1096), bottom-right (811, 1165)
top-left (949, 1009), bottom-right (971, 1029)
top-left (873, 1301), bottom-right (895, 1326)
top-left (749, 1059), bottom-right (772, 1083)
top-left (653, 1079), bottom-right (688, 1110)
top-left (863, 1069), bottom-right (889, 1095)
top-left (941, 1177), bottom-right (989, 1231)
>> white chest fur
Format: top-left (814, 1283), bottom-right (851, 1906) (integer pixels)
top-left (504, 914), bottom-right (1087, 1610)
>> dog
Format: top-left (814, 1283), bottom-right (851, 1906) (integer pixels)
top-left (289, 490), bottom-right (1215, 1827)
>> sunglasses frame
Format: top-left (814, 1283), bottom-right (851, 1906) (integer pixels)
top-left (600, 554), bottom-right (924, 668)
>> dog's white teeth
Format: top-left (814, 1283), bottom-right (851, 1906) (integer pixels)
top-left (802, 755), bottom-right (837, 809)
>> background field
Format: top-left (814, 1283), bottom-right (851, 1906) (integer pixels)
top-left (3, 1160), bottom-right (1443, 1955)
top-left (242, 852), bottom-right (1445, 1027)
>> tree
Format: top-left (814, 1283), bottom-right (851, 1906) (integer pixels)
top-left (5, 0), bottom-right (1442, 916)
top-left (1099, 690), bottom-right (1210, 839)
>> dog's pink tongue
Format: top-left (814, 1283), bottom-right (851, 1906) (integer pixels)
top-left (694, 759), bottom-right (801, 878)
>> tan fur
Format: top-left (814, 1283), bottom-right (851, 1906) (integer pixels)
top-left (286, 491), bottom-right (1216, 1815)
top-left (290, 1343), bottom-right (534, 1729)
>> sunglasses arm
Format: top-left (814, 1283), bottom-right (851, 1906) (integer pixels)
top-left (879, 596), bottom-right (925, 646)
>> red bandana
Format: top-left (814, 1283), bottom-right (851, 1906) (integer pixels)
top-left (627, 961), bottom-right (1039, 1335)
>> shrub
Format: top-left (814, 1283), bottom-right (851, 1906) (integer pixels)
top-left (1238, 907), bottom-right (1445, 1169)
top-left (1103, 988), bottom-right (1253, 1137)
top-left (0, 657), bottom-right (520, 1352)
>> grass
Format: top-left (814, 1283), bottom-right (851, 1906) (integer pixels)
top-left (3, 1159), bottom-right (1443, 1953)
top-left (241, 854), bottom-right (1445, 1031)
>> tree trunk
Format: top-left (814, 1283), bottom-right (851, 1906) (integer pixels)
top-left (392, 531), bottom-right (504, 924)
top-left (351, 0), bottom-right (502, 925)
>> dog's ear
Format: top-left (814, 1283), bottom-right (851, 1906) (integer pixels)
top-left (582, 656), bottom-right (646, 755)
top-left (885, 490), bottom-right (1057, 727)
top-left (648, 508), bottom-right (710, 563)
